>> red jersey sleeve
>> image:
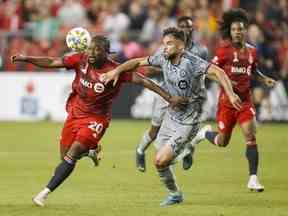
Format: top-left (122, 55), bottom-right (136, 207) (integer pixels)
top-left (212, 47), bottom-right (226, 68)
top-left (62, 52), bottom-right (82, 70)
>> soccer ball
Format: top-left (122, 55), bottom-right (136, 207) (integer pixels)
top-left (66, 27), bottom-right (91, 52)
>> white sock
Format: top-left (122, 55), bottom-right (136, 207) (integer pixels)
top-left (43, 187), bottom-right (51, 195)
top-left (137, 130), bottom-right (153, 154)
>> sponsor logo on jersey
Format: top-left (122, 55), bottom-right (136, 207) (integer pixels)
top-left (178, 80), bottom-right (188, 89)
top-left (80, 78), bottom-right (105, 93)
top-left (231, 66), bottom-right (252, 75)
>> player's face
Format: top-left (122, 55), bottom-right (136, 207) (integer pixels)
top-left (163, 35), bottom-right (185, 59)
top-left (87, 41), bottom-right (106, 65)
top-left (178, 19), bottom-right (194, 39)
top-left (230, 22), bottom-right (246, 44)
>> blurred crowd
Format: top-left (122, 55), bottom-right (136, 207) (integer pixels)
top-left (0, 0), bottom-right (287, 75)
top-left (0, 0), bottom-right (288, 121)
top-left (0, 0), bottom-right (286, 77)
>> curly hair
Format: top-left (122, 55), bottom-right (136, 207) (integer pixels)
top-left (163, 27), bottom-right (185, 42)
top-left (219, 8), bottom-right (249, 39)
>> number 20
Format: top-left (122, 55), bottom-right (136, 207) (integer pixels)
top-left (88, 121), bottom-right (103, 134)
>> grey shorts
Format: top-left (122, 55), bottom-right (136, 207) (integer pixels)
top-left (151, 94), bottom-right (169, 127)
top-left (154, 113), bottom-right (200, 157)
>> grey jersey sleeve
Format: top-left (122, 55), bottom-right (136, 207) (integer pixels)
top-left (147, 48), bottom-right (165, 67)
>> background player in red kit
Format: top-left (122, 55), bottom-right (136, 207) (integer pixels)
top-left (183, 9), bottom-right (276, 191)
top-left (11, 36), bottom-right (187, 207)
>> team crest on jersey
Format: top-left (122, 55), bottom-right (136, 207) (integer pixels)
top-left (178, 80), bottom-right (188, 89)
top-left (248, 52), bottom-right (253, 64)
top-left (180, 69), bottom-right (186, 77)
top-left (233, 52), bottom-right (239, 63)
top-left (80, 62), bottom-right (89, 74)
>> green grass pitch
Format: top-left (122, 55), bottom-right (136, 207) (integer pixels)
top-left (0, 120), bottom-right (287, 216)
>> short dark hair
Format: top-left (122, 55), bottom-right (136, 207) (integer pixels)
top-left (91, 35), bottom-right (110, 53)
top-left (177, 16), bottom-right (194, 25)
top-left (220, 8), bottom-right (249, 39)
top-left (163, 27), bottom-right (185, 42)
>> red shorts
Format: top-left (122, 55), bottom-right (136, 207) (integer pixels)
top-left (60, 114), bottom-right (109, 152)
top-left (216, 102), bottom-right (256, 134)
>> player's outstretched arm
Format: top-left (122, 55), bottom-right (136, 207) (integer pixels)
top-left (255, 69), bottom-right (277, 87)
top-left (131, 73), bottom-right (188, 109)
top-left (207, 64), bottom-right (242, 110)
top-left (11, 54), bottom-right (65, 68)
top-left (101, 57), bottom-right (149, 86)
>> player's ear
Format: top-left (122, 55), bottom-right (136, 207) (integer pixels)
top-left (178, 41), bottom-right (185, 51)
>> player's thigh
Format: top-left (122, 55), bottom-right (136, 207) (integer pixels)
top-left (75, 116), bottom-right (108, 150)
top-left (238, 103), bottom-right (257, 143)
top-left (59, 116), bottom-right (77, 159)
top-left (151, 95), bottom-right (169, 127)
top-left (216, 104), bottom-right (237, 135)
top-left (156, 114), bottom-right (197, 158)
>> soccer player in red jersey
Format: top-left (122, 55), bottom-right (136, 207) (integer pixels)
top-left (11, 36), bottom-right (187, 207)
top-left (183, 9), bottom-right (276, 191)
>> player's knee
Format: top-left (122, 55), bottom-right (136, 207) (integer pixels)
top-left (67, 141), bottom-right (88, 160)
top-left (245, 133), bottom-right (256, 146)
top-left (154, 156), bottom-right (168, 169)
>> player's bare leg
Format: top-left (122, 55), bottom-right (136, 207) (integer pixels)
top-left (33, 141), bottom-right (87, 207)
top-left (154, 144), bottom-right (183, 206)
top-left (240, 119), bottom-right (264, 192)
top-left (136, 125), bottom-right (160, 172)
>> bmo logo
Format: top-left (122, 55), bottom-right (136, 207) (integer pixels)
top-left (94, 83), bottom-right (105, 93)
top-left (231, 65), bottom-right (252, 75)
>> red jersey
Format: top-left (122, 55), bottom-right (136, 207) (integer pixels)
top-left (212, 41), bottom-right (257, 107)
top-left (63, 53), bottom-right (132, 120)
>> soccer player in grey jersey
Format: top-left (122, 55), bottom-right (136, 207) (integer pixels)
top-left (135, 16), bottom-right (209, 172)
top-left (101, 27), bottom-right (241, 206)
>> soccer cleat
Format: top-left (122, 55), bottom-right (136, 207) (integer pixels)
top-left (160, 192), bottom-right (183, 207)
top-left (32, 189), bottom-right (50, 207)
top-left (88, 149), bottom-right (99, 167)
top-left (136, 150), bottom-right (146, 172)
top-left (182, 146), bottom-right (195, 170)
top-left (190, 125), bottom-right (212, 146)
top-left (247, 175), bottom-right (264, 192)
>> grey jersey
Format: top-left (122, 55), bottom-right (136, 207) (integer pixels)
top-left (152, 42), bottom-right (208, 87)
top-left (148, 50), bottom-right (211, 125)
top-left (187, 41), bottom-right (209, 61)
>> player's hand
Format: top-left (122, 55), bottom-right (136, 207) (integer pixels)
top-left (100, 70), bottom-right (119, 86)
top-left (263, 77), bottom-right (276, 88)
top-left (228, 93), bottom-right (242, 110)
top-left (11, 54), bottom-right (27, 63)
top-left (169, 96), bottom-right (189, 110)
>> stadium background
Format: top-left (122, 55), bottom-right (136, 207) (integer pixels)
top-left (0, 0), bottom-right (288, 121)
